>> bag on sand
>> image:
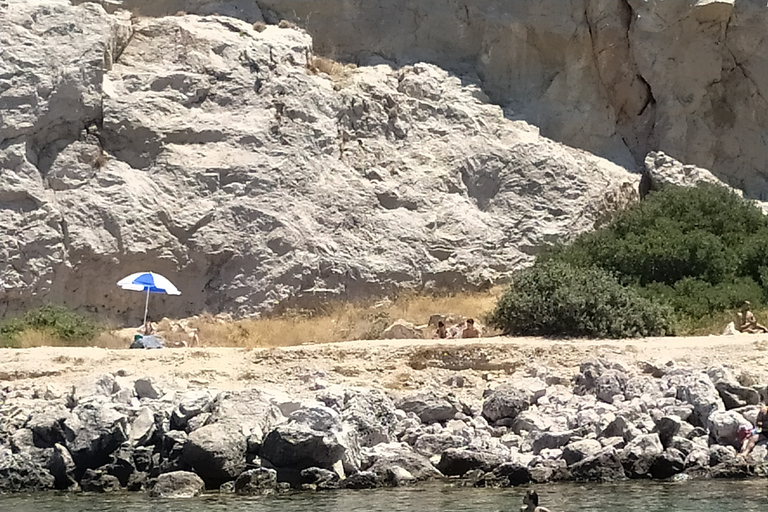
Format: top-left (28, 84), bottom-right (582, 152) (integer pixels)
top-left (130, 334), bottom-right (164, 349)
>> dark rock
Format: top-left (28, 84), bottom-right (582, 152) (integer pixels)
top-left (650, 448), bottom-right (685, 479)
top-left (182, 422), bottom-right (246, 487)
top-left (342, 470), bottom-right (379, 489)
top-left (600, 416), bottom-right (630, 441)
top-left (170, 390), bottom-right (213, 431)
top-left (300, 467), bottom-right (341, 490)
top-left (382, 465), bottom-right (416, 486)
top-left (0, 452), bottom-right (56, 492)
top-left (104, 444), bottom-right (136, 487)
top-left (133, 446), bottom-right (154, 473)
top-left (490, 462), bottom-right (532, 487)
top-left (149, 470), bottom-right (205, 498)
top-left (127, 471), bottom-right (148, 491)
top-left (262, 423), bottom-right (345, 472)
top-left (654, 416), bottom-right (681, 448)
top-left (234, 467), bottom-right (278, 495)
top-left (711, 460), bottom-right (751, 479)
top-left (574, 358), bottom-right (609, 393)
top-left (160, 430), bottom-right (188, 473)
top-left (436, 448), bottom-right (504, 476)
top-left (532, 431), bottom-right (572, 454)
top-left (529, 459), bottom-right (569, 483)
top-left (63, 402), bottom-right (129, 471)
top-left (134, 377), bottom-right (162, 400)
top-left (621, 434), bottom-right (663, 479)
top-left (396, 392), bottom-right (459, 424)
top-left (595, 370), bottom-right (627, 403)
top-left (570, 448), bottom-right (625, 482)
top-left (80, 468), bottom-right (121, 493)
top-left (26, 404), bottom-right (71, 448)
top-left (562, 439), bottom-right (602, 466)
top-left (708, 445), bottom-right (738, 467)
top-left (668, 436), bottom-right (695, 457)
top-left (687, 427), bottom-right (707, 439)
top-left (481, 378), bottom-right (546, 423)
top-left (48, 443), bottom-right (78, 490)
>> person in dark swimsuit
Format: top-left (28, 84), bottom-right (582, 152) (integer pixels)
top-left (521, 490), bottom-right (551, 512)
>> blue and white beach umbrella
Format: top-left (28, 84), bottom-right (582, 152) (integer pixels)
top-left (117, 272), bottom-right (181, 327)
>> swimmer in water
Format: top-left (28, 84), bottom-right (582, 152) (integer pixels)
top-left (521, 490), bottom-right (550, 512)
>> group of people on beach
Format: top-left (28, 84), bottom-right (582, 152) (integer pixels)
top-left (434, 318), bottom-right (480, 339)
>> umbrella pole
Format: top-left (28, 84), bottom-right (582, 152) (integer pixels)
top-left (142, 288), bottom-right (150, 329)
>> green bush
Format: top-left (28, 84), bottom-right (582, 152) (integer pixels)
top-left (543, 184), bottom-right (768, 323)
top-left (489, 261), bottom-right (675, 338)
top-left (0, 304), bottom-right (99, 345)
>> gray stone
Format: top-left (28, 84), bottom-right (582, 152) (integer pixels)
top-left (562, 439), bottom-right (602, 466)
top-left (234, 467), bottom-right (278, 495)
top-left (80, 468), bottom-right (121, 493)
top-left (134, 378), bottom-right (162, 400)
top-left (570, 448), bottom-right (625, 482)
top-left (149, 471), bottom-right (205, 498)
top-left (436, 448), bottom-right (504, 476)
top-left (361, 442), bottom-right (442, 481)
top-left (654, 415), bottom-right (681, 449)
top-left (182, 422), bottom-right (247, 487)
top-left (396, 392), bottom-right (459, 424)
top-left (0, 452), bottom-right (56, 492)
top-left (482, 379), bottom-right (546, 424)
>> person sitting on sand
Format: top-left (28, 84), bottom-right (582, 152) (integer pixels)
top-left (737, 301), bottom-right (768, 333)
top-left (141, 318), bottom-right (156, 336)
top-left (436, 321), bottom-right (448, 339)
top-left (740, 402), bottom-right (768, 457)
top-left (521, 490), bottom-right (550, 512)
top-left (462, 318), bottom-right (479, 338)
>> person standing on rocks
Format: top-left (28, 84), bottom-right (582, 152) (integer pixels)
top-left (462, 318), bottom-right (479, 338)
top-left (521, 490), bottom-right (551, 512)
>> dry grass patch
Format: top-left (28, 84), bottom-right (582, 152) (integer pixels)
top-left (187, 288), bottom-right (503, 348)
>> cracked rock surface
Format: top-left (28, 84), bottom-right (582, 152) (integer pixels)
top-left (0, 1), bottom-right (639, 318)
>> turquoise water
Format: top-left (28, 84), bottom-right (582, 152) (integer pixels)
top-left (0, 480), bottom-right (766, 512)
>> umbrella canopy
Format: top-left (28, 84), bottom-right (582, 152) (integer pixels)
top-left (117, 272), bottom-right (181, 328)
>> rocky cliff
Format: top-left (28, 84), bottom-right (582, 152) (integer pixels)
top-left (0, 1), bottom-right (641, 318)
top-left (83, 0), bottom-right (768, 192)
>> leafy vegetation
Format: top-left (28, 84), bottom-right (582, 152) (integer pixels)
top-left (0, 304), bottom-right (99, 347)
top-left (492, 184), bottom-right (768, 337)
top-left (489, 260), bottom-right (675, 338)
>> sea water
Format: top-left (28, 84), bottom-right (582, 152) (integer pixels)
top-left (0, 480), bottom-right (765, 512)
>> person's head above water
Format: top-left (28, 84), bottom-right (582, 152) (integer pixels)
top-left (523, 490), bottom-right (539, 506)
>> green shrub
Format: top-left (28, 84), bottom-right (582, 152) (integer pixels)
top-left (543, 184), bottom-right (768, 324)
top-left (489, 261), bottom-right (675, 338)
top-left (0, 304), bottom-right (99, 345)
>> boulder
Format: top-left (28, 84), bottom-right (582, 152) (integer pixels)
top-left (396, 392), bottom-right (459, 424)
top-left (129, 407), bottom-right (157, 446)
top-left (436, 448), bottom-right (505, 476)
top-left (134, 378), bottom-right (163, 400)
top-left (300, 467), bottom-right (341, 490)
top-left (649, 448), bottom-right (685, 480)
top-left (654, 415), bottom-right (681, 448)
top-left (477, 462), bottom-right (532, 487)
top-left (160, 430), bottom-right (188, 474)
top-left (361, 442), bottom-right (442, 481)
top-left (262, 422), bottom-right (346, 472)
top-left (569, 448), bottom-right (625, 482)
top-left (673, 373), bottom-right (724, 427)
top-left (342, 471), bottom-right (379, 489)
top-left (149, 471), bottom-right (205, 498)
top-left (182, 422), bottom-right (247, 487)
top-left (708, 445), bottom-right (738, 467)
top-left (341, 389), bottom-right (399, 447)
top-left (482, 378), bottom-right (546, 423)
top-left (80, 468), bottom-right (121, 493)
top-left (0, 452), bottom-right (56, 492)
top-left (25, 403), bottom-right (72, 448)
top-left (595, 370), bottom-right (628, 403)
top-left (103, 444), bottom-right (136, 486)
top-left (562, 439), bottom-right (602, 466)
top-left (532, 431), bottom-right (573, 454)
top-left (382, 465), bottom-right (417, 486)
top-left (708, 410), bottom-right (748, 448)
top-left (234, 467), bottom-right (278, 495)
top-left (621, 434), bottom-right (664, 478)
top-left (170, 390), bottom-right (213, 431)
top-left (63, 402), bottom-right (129, 469)
top-left (381, 320), bottom-right (422, 339)
top-left (207, 389), bottom-right (284, 440)
top-left (714, 381), bottom-right (761, 410)
top-left (412, 432), bottom-right (466, 458)
top-left (48, 443), bottom-right (78, 490)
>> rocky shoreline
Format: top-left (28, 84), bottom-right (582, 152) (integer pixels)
top-left (1, 355), bottom-right (767, 496)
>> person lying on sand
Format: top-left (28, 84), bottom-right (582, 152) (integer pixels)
top-left (521, 490), bottom-right (551, 512)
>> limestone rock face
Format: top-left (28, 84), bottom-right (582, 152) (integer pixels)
top-left (0, 1), bottom-right (640, 318)
top-left (98, 0), bottom-right (768, 192)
